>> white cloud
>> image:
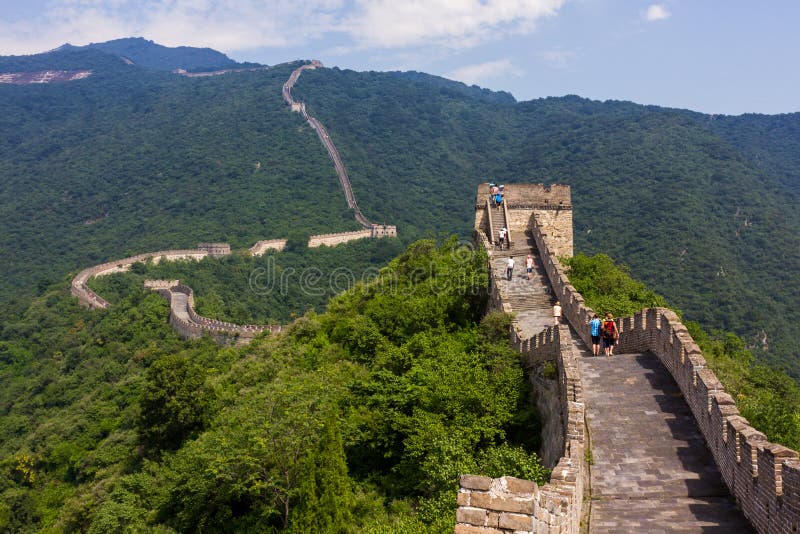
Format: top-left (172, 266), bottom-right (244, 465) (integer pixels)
top-left (344, 0), bottom-right (565, 49)
top-left (447, 58), bottom-right (521, 86)
top-left (537, 49), bottom-right (576, 69)
top-left (0, 0), bottom-right (343, 55)
top-left (645, 4), bottom-right (670, 22)
top-left (0, 0), bottom-right (565, 57)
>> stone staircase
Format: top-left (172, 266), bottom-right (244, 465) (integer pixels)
top-left (487, 202), bottom-right (508, 247)
top-left (490, 233), bottom-right (554, 339)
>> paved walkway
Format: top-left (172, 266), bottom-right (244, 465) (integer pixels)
top-left (580, 351), bottom-right (753, 532)
top-left (169, 291), bottom-right (192, 323)
top-left (486, 230), bottom-right (753, 532)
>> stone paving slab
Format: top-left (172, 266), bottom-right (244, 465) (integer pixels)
top-left (580, 352), bottom-right (753, 532)
top-left (591, 496), bottom-right (751, 533)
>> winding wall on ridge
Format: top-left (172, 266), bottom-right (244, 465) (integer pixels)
top-left (144, 280), bottom-right (282, 345)
top-left (71, 61), bottom-right (399, 343)
top-left (282, 60), bottom-right (397, 237)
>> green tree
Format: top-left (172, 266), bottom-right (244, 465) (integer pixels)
top-left (138, 354), bottom-right (216, 452)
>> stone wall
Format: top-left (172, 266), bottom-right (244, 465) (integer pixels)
top-left (251, 228), bottom-right (397, 254)
top-left (370, 224), bottom-right (398, 238)
top-left (497, 185), bottom-right (800, 533)
top-left (307, 226), bottom-right (397, 247)
top-left (476, 183), bottom-right (572, 208)
top-left (455, 325), bottom-right (586, 534)
top-left (250, 239), bottom-right (288, 256)
top-left (145, 280), bottom-right (283, 345)
top-left (71, 248), bottom-right (212, 309)
top-left (308, 229), bottom-right (373, 247)
top-left (458, 202), bottom-right (587, 534)
top-left (613, 308), bottom-right (800, 533)
top-left (197, 242), bottom-right (232, 256)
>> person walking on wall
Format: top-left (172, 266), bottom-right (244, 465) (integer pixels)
top-left (526, 253), bottom-right (534, 280)
top-left (589, 314), bottom-right (602, 356)
top-left (498, 227), bottom-right (506, 250)
top-left (506, 256), bottom-right (515, 281)
top-left (601, 312), bottom-right (618, 356)
top-left (553, 300), bottom-right (562, 325)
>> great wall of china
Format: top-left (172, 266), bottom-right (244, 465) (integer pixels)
top-left (455, 183), bottom-right (799, 533)
top-left (71, 60), bottom-right (395, 342)
top-left (63, 58), bottom-right (800, 531)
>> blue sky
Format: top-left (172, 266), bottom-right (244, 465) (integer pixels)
top-left (1, 0), bottom-right (798, 115)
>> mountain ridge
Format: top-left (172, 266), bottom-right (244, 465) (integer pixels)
top-left (1, 40), bottom-right (800, 373)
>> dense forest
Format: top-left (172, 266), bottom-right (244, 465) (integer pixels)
top-left (0, 238), bottom-right (549, 532)
top-left (2, 42), bottom-right (799, 374)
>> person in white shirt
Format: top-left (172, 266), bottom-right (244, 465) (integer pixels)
top-left (498, 227), bottom-right (506, 250)
top-left (526, 254), bottom-right (534, 279)
top-left (506, 256), bottom-right (515, 281)
top-left (553, 300), bottom-right (562, 325)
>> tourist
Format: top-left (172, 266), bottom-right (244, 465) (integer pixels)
top-left (489, 183), bottom-right (499, 205)
top-left (498, 227), bottom-right (506, 250)
top-left (553, 300), bottom-right (562, 325)
top-left (589, 314), bottom-right (602, 356)
top-left (526, 254), bottom-right (534, 279)
top-left (602, 312), bottom-right (618, 356)
top-left (506, 256), bottom-right (515, 281)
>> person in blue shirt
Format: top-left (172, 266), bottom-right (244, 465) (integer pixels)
top-left (589, 314), bottom-right (602, 356)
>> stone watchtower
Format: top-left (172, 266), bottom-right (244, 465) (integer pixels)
top-left (475, 183), bottom-right (573, 258)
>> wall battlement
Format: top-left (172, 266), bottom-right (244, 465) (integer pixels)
top-left (475, 183), bottom-right (572, 209)
top-left (475, 183), bottom-right (573, 260)
top-left (460, 182), bottom-right (799, 533)
top-left (144, 279), bottom-right (282, 345)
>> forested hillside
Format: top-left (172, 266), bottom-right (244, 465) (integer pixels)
top-left (1, 44), bottom-right (800, 373)
top-left (0, 239), bottom-right (547, 532)
top-left (294, 68), bottom-right (800, 373)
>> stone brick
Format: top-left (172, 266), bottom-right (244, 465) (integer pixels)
top-left (456, 506), bottom-right (487, 526)
top-left (498, 512), bottom-right (534, 531)
top-left (503, 476), bottom-right (538, 495)
top-left (469, 492), bottom-right (492, 510)
top-left (489, 495), bottom-right (535, 514)
top-left (460, 475), bottom-right (493, 491)
top-left (456, 491), bottom-right (471, 506)
top-left (453, 525), bottom-right (503, 534)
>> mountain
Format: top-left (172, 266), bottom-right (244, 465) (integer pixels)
top-left (59, 37), bottom-right (261, 72)
top-left (1, 42), bottom-right (800, 374)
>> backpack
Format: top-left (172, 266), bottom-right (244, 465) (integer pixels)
top-left (602, 320), bottom-right (617, 339)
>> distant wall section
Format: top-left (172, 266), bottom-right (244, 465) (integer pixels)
top-left (70, 245), bottom-right (221, 309)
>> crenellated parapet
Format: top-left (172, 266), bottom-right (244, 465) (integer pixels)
top-left (465, 182), bottom-right (799, 533)
top-left (612, 307), bottom-right (800, 533)
top-left (144, 279), bottom-right (282, 345)
top-left (531, 205), bottom-right (800, 531)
